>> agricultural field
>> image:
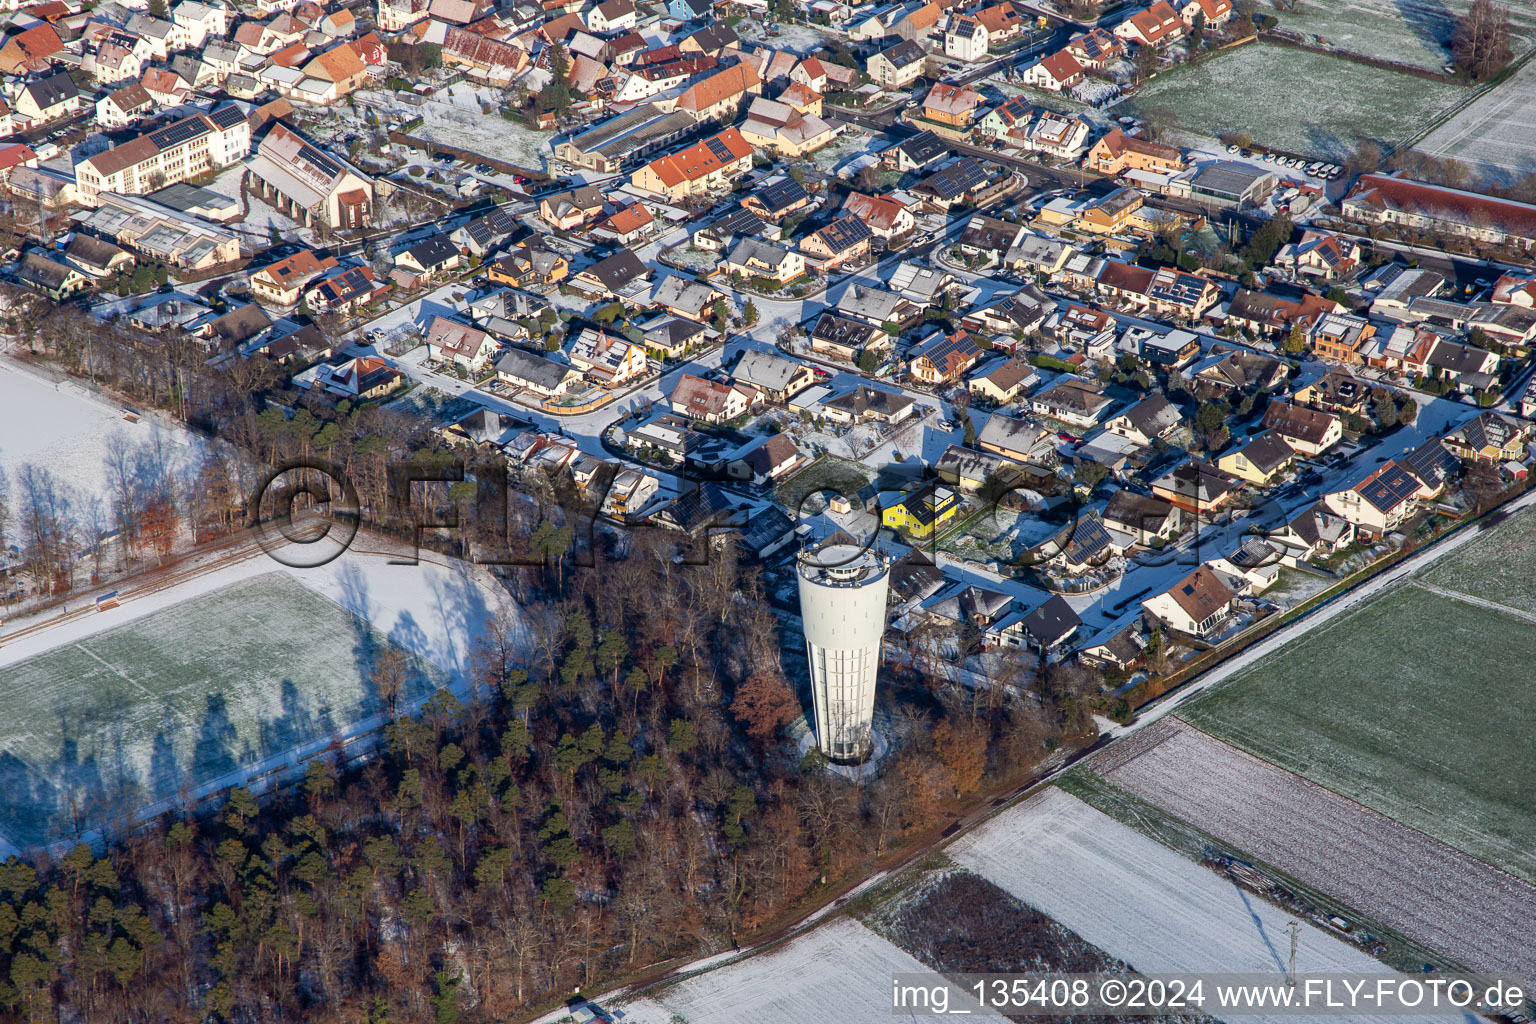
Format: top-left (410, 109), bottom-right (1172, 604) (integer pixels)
top-left (1183, 581), bottom-right (1536, 882)
top-left (1125, 44), bottom-right (1464, 160)
top-left (0, 573), bottom-right (441, 850)
top-left (1260, 0), bottom-right (1536, 69)
top-left (618, 916), bottom-right (1009, 1024)
top-left (1415, 59), bottom-right (1536, 186)
top-left (1093, 720), bottom-right (1536, 978)
top-left (1420, 503), bottom-right (1536, 610)
top-left (948, 789), bottom-right (1461, 1024)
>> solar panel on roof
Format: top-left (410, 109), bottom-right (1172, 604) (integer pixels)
top-left (705, 135), bottom-right (733, 162)
top-left (149, 117), bottom-right (208, 149)
top-left (209, 104), bottom-right (245, 129)
top-left (298, 142), bottom-right (342, 178)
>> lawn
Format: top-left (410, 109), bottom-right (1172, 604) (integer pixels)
top-left (1125, 43), bottom-right (1465, 159)
top-left (1183, 581), bottom-right (1536, 882)
top-left (0, 573), bottom-right (439, 849)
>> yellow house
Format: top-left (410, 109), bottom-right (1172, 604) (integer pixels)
top-left (882, 484), bottom-right (961, 539)
top-left (1216, 433), bottom-right (1296, 487)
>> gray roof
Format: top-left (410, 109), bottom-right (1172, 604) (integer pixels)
top-left (495, 347), bottom-right (574, 390)
top-left (732, 349), bottom-right (808, 393)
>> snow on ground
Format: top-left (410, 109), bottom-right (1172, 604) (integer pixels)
top-left (1123, 44), bottom-right (1463, 161)
top-left (948, 788), bottom-right (1464, 1024)
top-left (1260, 0), bottom-right (1536, 69)
top-left (1094, 720), bottom-right (1536, 979)
top-left (734, 19), bottom-right (830, 54)
top-left (1416, 57), bottom-right (1536, 187)
top-left (361, 88), bottom-right (553, 170)
top-left (0, 358), bottom-right (205, 505)
top-left (618, 916), bottom-right (1009, 1024)
top-left (0, 537), bottom-right (521, 853)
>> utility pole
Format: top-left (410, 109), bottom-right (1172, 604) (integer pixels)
top-left (1286, 920), bottom-right (1300, 986)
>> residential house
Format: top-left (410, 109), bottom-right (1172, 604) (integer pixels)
top-left (944, 15), bottom-right (988, 61)
top-left (800, 216), bottom-right (873, 270)
top-left (1151, 458), bottom-right (1236, 515)
top-left (977, 413), bottom-right (1049, 463)
top-left (1309, 312), bottom-right (1376, 365)
top-left (1020, 48), bottom-right (1083, 92)
top-left (424, 315), bottom-right (501, 373)
top-left (738, 98), bottom-right (834, 157)
top-left (1277, 230), bottom-right (1362, 281)
top-left (882, 483), bottom-right (961, 539)
top-left (1102, 489), bottom-right (1181, 546)
top-left (731, 349), bottom-right (816, 403)
top-left (1031, 378), bottom-right (1112, 429)
top-left (669, 373), bottom-right (756, 423)
top-left (588, 0), bottom-right (637, 31)
top-left (1293, 367), bottom-right (1369, 416)
top-left (1102, 393), bottom-right (1181, 445)
top-left (1217, 432), bottom-right (1296, 486)
top-left (488, 242), bottom-right (569, 289)
top-left (1115, 0), bottom-right (1184, 46)
top-left (908, 330), bottom-right (984, 384)
top-left (868, 39), bottom-right (927, 89)
top-left (808, 313), bottom-right (892, 362)
top-left (1085, 128), bottom-right (1185, 177)
top-left (63, 234), bottom-right (133, 278)
top-left (1323, 460), bottom-right (1421, 537)
top-left (568, 327), bottom-right (648, 385)
top-left (1179, 0), bottom-right (1233, 25)
top-left (570, 249), bottom-right (651, 298)
top-left (306, 264), bottom-right (384, 314)
top-left (968, 356), bottom-right (1038, 404)
top-left (722, 237), bottom-right (805, 284)
top-left (17, 253), bottom-right (90, 300)
top-left (249, 250), bottom-right (337, 306)
top-left (821, 384), bottom-right (915, 424)
top-left (14, 73), bottom-right (79, 125)
top-left (651, 274), bottom-right (726, 322)
top-left (1260, 402), bottom-right (1342, 457)
top-left (96, 82), bottom-right (156, 129)
top-left (1141, 566), bottom-right (1235, 639)
top-left (1268, 501), bottom-right (1355, 564)
top-left (310, 356), bottom-right (405, 400)
top-left (1192, 350), bottom-right (1288, 395)
top-left (1441, 412), bottom-right (1526, 464)
top-left (630, 126), bottom-right (754, 200)
top-left (539, 185), bottom-right (605, 229)
top-left (742, 176), bottom-right (812, 223)
top-left (393, 233), bottom-right (461, 284)
top-left (495, 347), bottom-right (581, 396)
top-left (673, 60), bottom-right (760, 122)
top-left (590, 203), bottom-right (655, 246)
top-left (919, 82), bottom-right (984, 128)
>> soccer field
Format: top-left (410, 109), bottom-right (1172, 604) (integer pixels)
top-left (0, 572), bottom-right (440, 849)
top-left (1183, 580), bottom-right (1536, 882)
top-left (1125, 44), bottom-right (1465, 160)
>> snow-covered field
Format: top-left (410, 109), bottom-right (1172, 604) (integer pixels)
top-left (363, 86), bottom-right (552, 170)
top-left (1094, 720), bottom-right (1536, 978)
top-left (1124, 44), bottom-right (1463, 160)
top-left (1421, 503), bottom-right (1536, 608)
top-left (734, 19), bottom-right (829, 54)
top-left (618, 916), bottom-right (1008, 1024)
top-left (949, 788), bottom-right (1464, 1024)
top-left (1261, 0), bottom-right (1536, 69)
top-left (1415, 59), bottom-right (1536, 185)
top-left (1183, 579), bottom-right (1536, 883)
top-left (0, 359), bottom-right (205, 505)
top-left (0, 541), bottom-right (520, 852)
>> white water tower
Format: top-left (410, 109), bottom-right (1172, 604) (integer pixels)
top-left (796, 543), bottom-right (890, 763)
